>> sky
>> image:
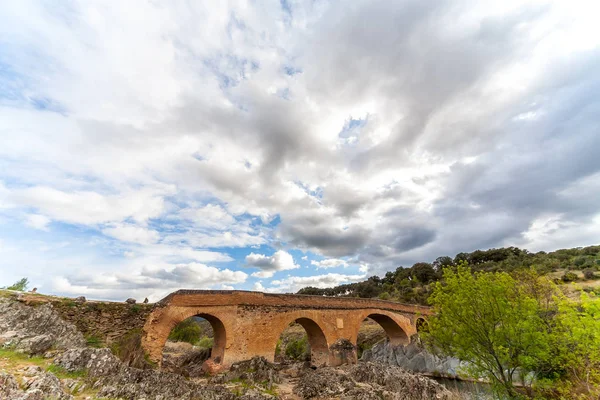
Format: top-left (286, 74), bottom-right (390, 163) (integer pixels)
top-left (0, 0), bottom-right (599, 301)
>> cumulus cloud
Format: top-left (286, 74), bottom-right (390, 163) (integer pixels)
top-left (245, 250), bottom-right (299, 278)
top-left (54, 263), bottom-right (248, 301)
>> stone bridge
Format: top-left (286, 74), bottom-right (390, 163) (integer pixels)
top-left (142, 290), bottom-right (430, 368)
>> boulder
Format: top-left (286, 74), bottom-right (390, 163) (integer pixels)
top-left (19, 335), bottom-right (53, 355)
top-left (125, 298), bottom-right (136, 304)
top-left (22, 366), bottom-right (73, 400)
top-left (54, 348), bottom-right (121, 377)
top-left (0, 372), bottom-right (21, 399)
top-left (74, 296), bottom-right (86, 303)
top-left (213, 357), bottom-right (281, 389)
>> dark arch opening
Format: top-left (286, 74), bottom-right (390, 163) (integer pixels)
top-left (274, 317), bottom-right (329, 366)
top-left (357, 317), bottom-right (387, 358)
top-left (366, 313), bottom-right (409, 346)
top-left (162, 313), bottom-right (226, 376)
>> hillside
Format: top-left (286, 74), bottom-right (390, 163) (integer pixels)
top-left (297, 245), bottom-right (600, 305)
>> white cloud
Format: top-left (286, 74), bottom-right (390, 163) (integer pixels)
top-left (53, 262), bottom-right (248, 301)
top-left (253, 281), bottom-right (265, 292)
top-left (9, 186), bottom-right (167, 226)
top-left (245, 250), bottom-right (299, 278)
top-left (25, 214), bottom-right (51, 231)
top-left (102, 223), bottom-right (160, 245)
top-left (311, 258), bottom-right (349, 269)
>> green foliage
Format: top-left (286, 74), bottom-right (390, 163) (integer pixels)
top-left (562, 271), bottom-right (578, 282)
top-left (285, 336), bottom-right (309, 361)
top-left (129, 304), bottom-right (142, 314)
top-left (85, 335), bottom-right (103, 348)
top-left (424, 264), bottom-right (600, 399)
top-left (423, 264), bottom-right (559, 398)
top-left (168, 318), bottom-right (201, 345)
top-left (297, 245), bottom-right (600, 306)
top-left (5, 278), bottom-right (29, 291)
top-left (196, 336), bottom-right (214, 349)
top-left (378, 291), bottom-right (391, 300)
top-left (46, 364), bottom-right (87, 379)
top-left (550, 293), bottom-right (600, 398)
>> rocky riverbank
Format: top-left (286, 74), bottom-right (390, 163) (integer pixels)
top-left (0, 291), bottom-right (457, 399)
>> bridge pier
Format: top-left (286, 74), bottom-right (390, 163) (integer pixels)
top-left (142, 290), bottom-right (429, 370)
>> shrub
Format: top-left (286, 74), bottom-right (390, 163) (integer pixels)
top-left (562, 271), bottom-right (578, 282)
top-left (574, 257), bottom-right (587, 267)
top-left (168, 318), bottom-right (201, 344)
top-left (285, 336), bottom-right (309, 361)
top-left (378, 292), bottom-right (391, 300)
top-left (196, 336), bottom-right (213, 349)
top-left (583, 268), bottom-right (596, 280)
top-left (5, 278), bottom-right (29, 291)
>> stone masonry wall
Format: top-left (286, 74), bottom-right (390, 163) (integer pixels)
top-left (21, 294), bottom-right (154, 346)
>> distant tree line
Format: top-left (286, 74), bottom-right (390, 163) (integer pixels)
top-left (297, 245), bottom-right (600, 305)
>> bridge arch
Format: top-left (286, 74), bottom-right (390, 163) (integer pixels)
top-left (142, 305), bottom-right (236, 367)
top-left (352, 310), bottom-right (413, 347)
top-left (272, 314), bottom-right (329, 366)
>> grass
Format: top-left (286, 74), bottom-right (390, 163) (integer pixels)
top-left (46, 364), bottom-right (87, 379)
top-left (85, 335), bottom-right (104, 348)
top-left (0, 347), bottom-right (47, 367)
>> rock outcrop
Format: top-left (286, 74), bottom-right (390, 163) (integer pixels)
top-left (54, 348), bottom-right (121, 377)
top-left (0, 368), bottom-right (73, 400)
top-left (0, 298), bottom-right (85, 354)
top-left (213, 356), bottom-right (281, 389)
top-left (294, 362), bottom-right (453, 399)
top-left (362, 341), bottom-right (462, 378)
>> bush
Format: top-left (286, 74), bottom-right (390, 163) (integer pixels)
top-left (5, 278), bottom-right (29, 291)
top-left (378, 292), bottom-right (391, 300)
top-left (583, 268), bottom-right (596, 280)
top-left (574, 257), bottom-right (587, 267)
top-left (562, 271), bottom-right (578, 282)
top-left (285, 336), bottom-right (309, 361)
top-left (168, 318), bottom-right (201, 344)
top-left (196, 336), bottom-right (213, 349)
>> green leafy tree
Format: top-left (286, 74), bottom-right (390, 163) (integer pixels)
top-left (5, 278), bottom-right (29, 291)
top-left (423, 264), bottom-right (557, 398)
top-left (550, 293), bottom-right (600, 398)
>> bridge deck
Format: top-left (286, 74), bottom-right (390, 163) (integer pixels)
top-left (158, 290), bottom-right (431, 315)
